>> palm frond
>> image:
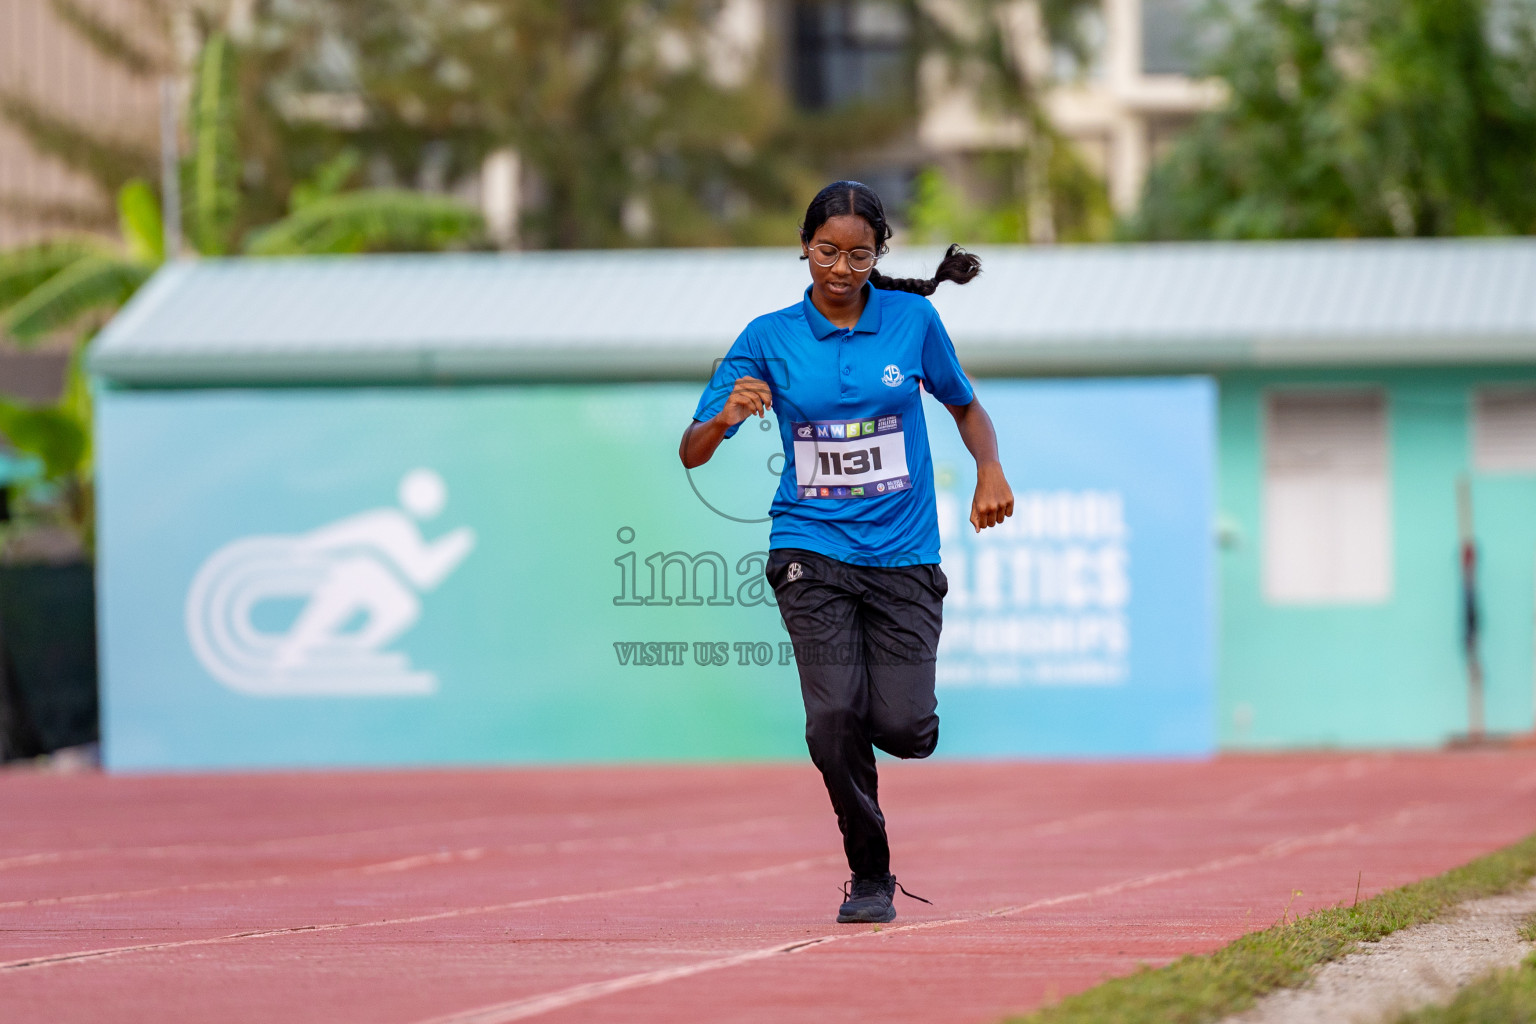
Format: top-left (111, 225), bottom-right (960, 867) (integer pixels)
top-left (3, 256), bottom-right (152, 344)
top-left (117, 179), bottom-right (165, 263)
top-left (243, 190), bottom-right (484, 256)
top-left (187, 32), bottom-right (241, 256)
top-left (0, 398), bottom-right (88, 482)
top-left (0, 239), bottom-right (109, 315)
top-left (0, 89), bottom-right (157, 195)
top-left (48, 0), bottom-right (165, 78)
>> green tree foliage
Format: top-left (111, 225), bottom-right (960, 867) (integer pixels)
top-left (263, 0), bottom-right (1107, 248)
top-left (0, 184), bottom-right (158, 554)
top-left (4, 0), bottom-right (1110, 249)
top-left (0, 344), bottom-right (97, 554)
top-left (907, 0), bottom-right (1111, 242)
top-left (1129, 0), bottom-right (1536, 239)
top-left (0, 241), bottom-right (110, 312)
top-left (245, 189), bottom-right (485, 255)
top-left (117, 179), bottom-right (165, 263)
top-left (907, 154), bottom-right (1111, 245)
top-left (3, 255), bottom-right (153, 344)
top-left (0, 401), bottom-right (88, 485)
top-left (266, 0), bottom-right (819, 248)
top-left (0, 21), bottom-right (486, 557)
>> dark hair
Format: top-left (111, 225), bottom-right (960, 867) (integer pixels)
top-left (799, 179), bottom-right (981, 296)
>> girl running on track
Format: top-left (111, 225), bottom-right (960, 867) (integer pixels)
top-left (680, 180), bottom-right (1015, 924)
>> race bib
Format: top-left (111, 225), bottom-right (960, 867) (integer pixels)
top-left (791, 415), bottom-right (911, 499)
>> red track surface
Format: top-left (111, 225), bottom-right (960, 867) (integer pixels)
top-left (2, 754), bottom-right (1535, 1023)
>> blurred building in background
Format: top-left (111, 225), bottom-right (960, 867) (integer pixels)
top-left (81, 240), bottom-right (1536, 767)
top-left (472, 0), bottom-right (1217, 246)
top-left (0, 0), bottom-right (167, 404)
top-left (907, 0), bottom-right (1217, 215)
top-left (8, 0), bottom-right (1536, 764)
top-left (0, 0), bottom-right (1211, 255)
top-left (0, 0), bottom-right (163, 248)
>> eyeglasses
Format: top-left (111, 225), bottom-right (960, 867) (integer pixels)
top-left (808, 243), bottom-right (879, 273)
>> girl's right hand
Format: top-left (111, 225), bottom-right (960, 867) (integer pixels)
top-left (718, 376), bottom-right (773, 426)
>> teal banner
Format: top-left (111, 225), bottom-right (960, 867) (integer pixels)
top-left (97, 379), bottom-right (1213, 769)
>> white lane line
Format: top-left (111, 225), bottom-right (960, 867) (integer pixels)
top-left (0, 923), bottom-right (354, 971)
top-left (0, 760), bottom-right (1402, 970)
top-left (16, 756), bottom-right (1371, 908)
top-left (0, 811), bottom-right (797, 872)
top-left (0, 855), bottom-right (840, 973)
top-left (416, 937), bottom-right (841, 1024)
top-left (0, 795), bottom-right (1171, 972)
top-left (0, 813), bottom-right (533, 872)
top-left (407, 802), bottom-right (1449, 1024)
top-left (0, 848), bottom-right (494, 911)
top-left (0, 755), bottom-right (1390, 873)
top-left (0, 815), bottom-right (798, 909)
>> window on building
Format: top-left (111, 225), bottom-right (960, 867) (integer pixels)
top-left (1473, 388), bottom-right (1536, 473)
top-left (791, 1), bottom-right (909, 111)
top-left (1142, 0), bottom-right (1208, 75)
top-left (1263, 390), bottom-right (1392, 604)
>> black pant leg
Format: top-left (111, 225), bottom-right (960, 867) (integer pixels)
top-left (767, 550), bottom-right (890, 879)
top-left (855, 563), bottom-right (945, 760)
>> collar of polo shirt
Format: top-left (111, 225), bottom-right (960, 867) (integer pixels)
top-left (801, 284), bottom-right (884, 340)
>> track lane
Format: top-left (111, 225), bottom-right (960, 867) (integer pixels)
top-left (1, 755), bottom-right (1531, 1024)
top-left (0, 757), bottom-right (1378, 968)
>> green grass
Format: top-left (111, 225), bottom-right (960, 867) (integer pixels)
top-left (1005, 832), bottom-right (1536, 1024)
top-left (1388, 953), bottom-right (1536, 1023)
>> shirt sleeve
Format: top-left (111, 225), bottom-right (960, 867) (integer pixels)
top-left (692, 326), bottom-right (765, 440)
top-left (920, 306), bottom-right (975, 406)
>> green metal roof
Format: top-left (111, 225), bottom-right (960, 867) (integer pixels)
top-left (90, 238), bottom-right (1536, 386)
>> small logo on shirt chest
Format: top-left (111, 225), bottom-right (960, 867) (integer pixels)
top-left (882, 364), bottom-right (904, 387)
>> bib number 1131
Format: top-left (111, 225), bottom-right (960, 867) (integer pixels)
top-left (791, 415), bottom-right (912, 499)
top-left (817, 447), bottom-right (882, 476)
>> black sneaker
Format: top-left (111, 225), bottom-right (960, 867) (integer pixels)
top-left (836, 874), bottom-right (930, 924)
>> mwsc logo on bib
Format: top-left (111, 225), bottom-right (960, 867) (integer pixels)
top-left (185, 469), bottom-right (475, 696)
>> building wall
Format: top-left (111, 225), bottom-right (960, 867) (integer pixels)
top-left (909, 0), bottom-right (1219, 216)
top-left (0, 0), bottom-right (164, 248)
top-left (1218, 367), bottom-right (1536, 749)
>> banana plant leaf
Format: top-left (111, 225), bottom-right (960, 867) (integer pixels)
top-left (0, 240), bottom-right (110, 315)
top-left (0, 399), bottom-right (87, 482)
top-left (3, 255), bottom-right (152, 343)
top-left (187, 32), bottom-right (240, 256)
top-left (243, 189), bottom-right (484, 256)
top-left (117, 179), bottom-right (164, 264)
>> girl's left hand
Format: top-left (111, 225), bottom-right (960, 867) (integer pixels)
top-left (970, 462), bottom-right (1014, 532)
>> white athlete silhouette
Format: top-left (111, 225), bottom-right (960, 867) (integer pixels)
top-left (186, 469), bottom-right (475, 696)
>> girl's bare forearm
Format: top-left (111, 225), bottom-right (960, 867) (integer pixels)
top-left (679, 415), bottom-right (729, 468)
top-left (947, 400), bottom-right (1001, 467)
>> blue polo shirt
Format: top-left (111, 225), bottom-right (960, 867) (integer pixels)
top-left (692, 284), bottom-right (974, 565)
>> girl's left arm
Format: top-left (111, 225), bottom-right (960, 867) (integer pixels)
top-left (944, 399), bottom-right (1015, 532)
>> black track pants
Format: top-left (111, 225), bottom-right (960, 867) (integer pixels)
top-left (765, 548), bottom-right (946, 879)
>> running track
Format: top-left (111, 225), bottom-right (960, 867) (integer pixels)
top-left (3, 754), bottom-right (1535, 1023)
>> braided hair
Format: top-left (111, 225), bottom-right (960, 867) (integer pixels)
top-left (798, 180), bottom-right (981, 295)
